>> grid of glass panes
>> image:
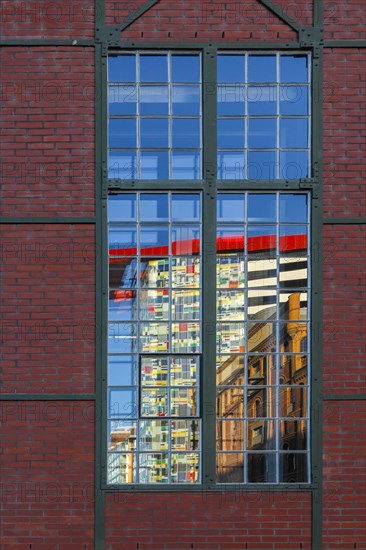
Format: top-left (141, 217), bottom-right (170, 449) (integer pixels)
top-left (216, 192), bottom-right (310, 483)
top-left (217, 54), bottom-right (311, 180)
top-left (108, 192), bottom-right (201, 484)
top-left (108, 53), bottom-right (202, 180)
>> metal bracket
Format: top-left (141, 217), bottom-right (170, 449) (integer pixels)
top-left (300, 178), bottom-right (320, 198)
top-left (299, 27), bottom-right (324, 57)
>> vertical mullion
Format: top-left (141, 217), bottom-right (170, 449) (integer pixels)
top-left (202, 46), bottom-right (217, 484)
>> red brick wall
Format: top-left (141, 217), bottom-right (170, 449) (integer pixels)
top-left (0, 47), bottom-right (95, 218)
top-left (0, 224), bottom-right (96, 394)
top-left (322, 401), bottom-right (366, 549)
top-left (0, 1), bottom-right (94, 39)
top-left (105, 491), bottom-right (312, 549)
top-left (323, 49), bottom-right (366, 219)
top-left (0, 401), bottom-right (95, 549)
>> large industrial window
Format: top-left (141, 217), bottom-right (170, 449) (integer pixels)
top-left (106, 51), bottom-right (311, 486)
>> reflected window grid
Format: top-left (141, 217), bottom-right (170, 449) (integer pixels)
top-left (108, 193), bottom-right (202, 483)
top-left (217, 53), bottom-right (311, 180)
top-left (215, 192), bottom-right (310, 483)
top-left (108, 52), bottom-right (202, 180)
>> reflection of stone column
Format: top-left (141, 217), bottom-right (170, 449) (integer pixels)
top-left (286, 293), bottom-right (307, 370)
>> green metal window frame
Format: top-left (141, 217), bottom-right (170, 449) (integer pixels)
top-left (98, 44), bottom-right (321, 492)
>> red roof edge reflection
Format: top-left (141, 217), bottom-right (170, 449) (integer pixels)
top-left (109, 234), bottom-right (307, 260)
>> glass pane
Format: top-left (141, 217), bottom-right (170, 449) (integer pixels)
top-left (109, 118), bottom-right (136, 148)
top-left (280, 56), bottom-right (308, 83)
top-left (248, 56), bottom-right (276, 82)
top-left (108, 356), bottom-right (137, 386)
top-left (216, 387), bottom-right (244, 418)
top-left (170, 356), bottom-right (198, 386)
top-left (108, 151), bottom-right (137, 179)
top-left (139, 420), bottom-right (169, 451)
top-left (217, 152), bottom-right (245, 180)
top-left (171, 323), bottom-right (200, 353)
top-left (140, 289), bottom-right (170, 321)
top-left (171, 151), bottom-right (201, 179)
top-left (248, 355), bottom-right (276, 386)
top-left (108, 420), bottom-right (136, 452)
top-left (172, 290), bottom-right (200, 321)
top-left (279, 354), bottom-right (308, 385)
top-left (280, 151), bottom-right (308, 179)
top-left (171, 420), bottom-right (200, 450)
top-left (109, 258), bottom-right (138, 288)
top-left (248, 225), bottom-right (276, 249)
top-left (279, 322), bottom-right (308, 352)
top-left (280, 194), bottom-right (307, 223)
top-left (109, 55), bottom-right (136, 83)
top-left (108, 85), bottom-right (137, 115)
top-left (279, 291), bottom-right (308, 320)
top-left (140, 226), bottom-right (169, 254)
top-left (139, 453), bottom-right (169, 483)
top-left (141, 356), bottom-right (169, 386)
top-left (216, 254), bottom-right (245, 289)
top-left (217, 290), bottom-right (245, 321)
top-left (172, 257), bottom-right (200, 288)
top-left (108, 194), bottom-right (136, 222)
top-left (279, 387), bottom-right (307, 417)
top-left (216, 420), bottom-right (244, 450)
top-left (248, 322), bottom-right (275, 353)
top-left (247, 421), bottom-right (276, 450)
top-left (280, 453), bottom-right (308, 482)
top-left (172, 226), bottom-right (200, 255)
top-left (141, 388), bottom-right (168, 417)
top-left (280, 420), bottom-right (308, 450)
top-left (218, 119), bottom-right (245, 149)
top-left (172, 194), bottom-right (200, 221)
top-left (172, 55), bottom-right (200, 83)
top-left (248, 86), bottom-right (277, 115)
top-left (248, 194), bottom-right (276, 222)
top-left (279, 257), bottom-right (308, 289)
top-left (140, 55), bottom-right (168, 82)
top-left (280, 86), bottom-right (308, 115)
top-left (109, 289), bottom-right (137, 321)
top-left (216, 453), bottom-right (244, 483)
top-left (248, 257), bottom-right (277, 286)
top-left (216, 355), bottom-right (244, 386)
top-left (217, 55), bottom-right (245, 83)
top-left (247, 151), bottom-right (277, 179)
top-left (217, 194), bottom-right (245, 221)
top-left (109, 226), bottom-right (137, 251)
top-left (280, 119), bottom-right (308, 148)
top-left (108, 322), bottom-right (137, 353)
top-left (170, 388), bottom-right (197, 416)
top-left (140, 85), bottom-right (169, 115)
top-left (140, 118), bottom-right (169, 148)
top-left (171, 453), bottom-right (199, 483)
top-left (217, 226), bottom-right (245, 252)
top-left (280, 225), bottom-right (308, 252)
top-left (140, 323), bottom-right (169, 353)
top-left (217, 323), bottom-right (245, 354)
top-left (217, 85), bottom-right (245, 115)
top-left (109, 388), bottom-right (137, 418)
top-left (248, 289), bottom-right (277, 321)
top-left (247, 453), bottom-right (276, 483)
top-left (172, 118), bottom-right (200, 149)
top-left (247, 387), bottom-right (276, 418)
top-left (140, 194), bottom-right (169, 221)
top-left (140, 151), bottom-right (169, 179)
top-left (248, 118), bottom-right (277, 149)
top-left (140, 258), bottom-right (170, 288)
top-left (172, 86), bottom-right (200, 115)
top-left (108, 453), bottom-right (137, 484)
